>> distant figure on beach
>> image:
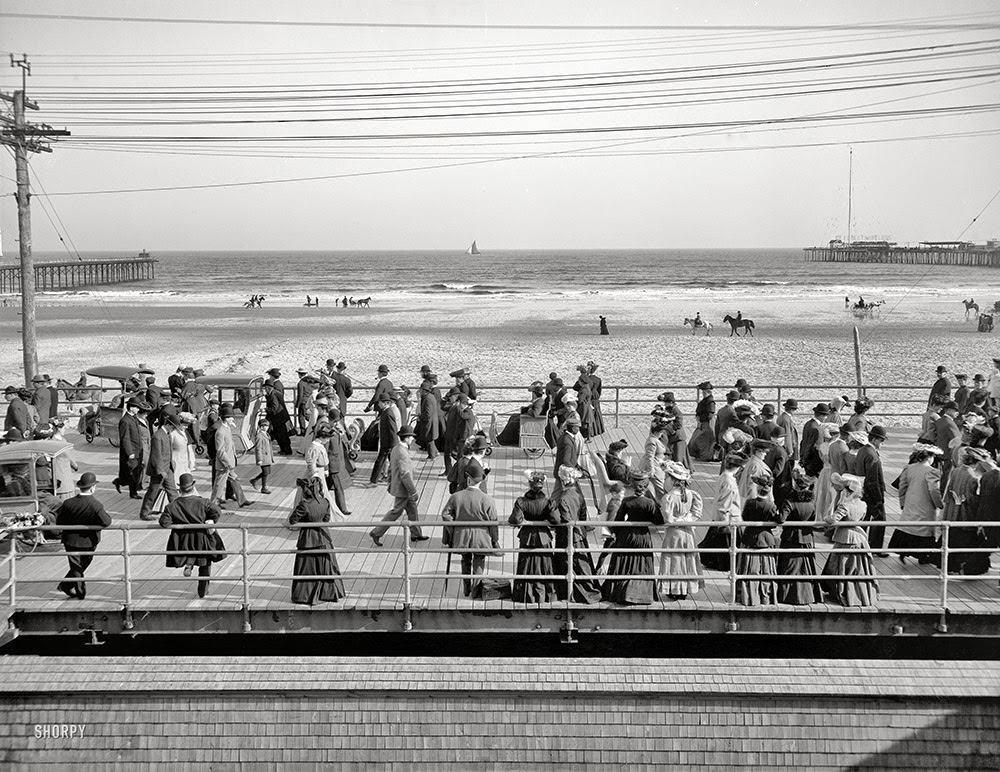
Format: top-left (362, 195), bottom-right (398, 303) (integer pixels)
top-left (845, 295), bottom-right (850, 308)
top-left (342, 296), bottom-right (348, 307)
top-left (599, 316), bottom-right (609, 335)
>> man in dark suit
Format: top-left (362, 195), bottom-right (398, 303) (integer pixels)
top-left (114, 397), bottom-right (149, 499)
top-left (365, 364), bottom-right (394, 413)
top-left (323, 414), bottom-right (352, 515)
top-left (167, 366), bottom-right (186, 398)
top-left (264, 367), bottom-right (293, 455)
top-left (552, 414), bottom-right (584, 496)
top-left (799, 402), bottom-right (830, 465)
top-left (441, 464), bottom-right (500, 597)
top-left (332, 362), bottom-right (353, 418)
top-left (953, 373), bottom-right (971, 413)
top-left (934, 402), bottom-right (962, 492)
top-left (56, 472), bottom-right (112, 599)
top-left (764, 426), bottom-right (791, 506)
top-left (369, 426), bottom-right (426, 545)
top-left (755, 404), bottom-right (778, 440)
top-left (448, 435), bottom-right (490, 494)
top-left (31, 374), bottom-right (51, 433)
top-left (3, 385), bottom-right (31, 440)
top-left (293, 367), bottom-right (312, 435)
top-left (369, 397), bottom-right (400, 484)
top-left (928, 365), bottom-right (951, 409)
top-left (442, 393), bottom-right (477, 478)
top-left (451, 368), bottom-right (477, 401)
top-left (139, 414), bottom-right (178, 520)
top-left (853, 425), bottom-right (887, 553)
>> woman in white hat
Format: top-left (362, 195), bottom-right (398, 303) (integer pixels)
top-left (888, 443), bottom-right (944, 565)
top-left (549, 464), bottom-right (601, 604)
top-left (821, 472), bottom-right (878, 606)
top-left (657, 461), bottom-right (704, 600)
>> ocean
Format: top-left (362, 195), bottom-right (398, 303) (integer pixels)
top-left (12, 247), bottom-right (1000, 304)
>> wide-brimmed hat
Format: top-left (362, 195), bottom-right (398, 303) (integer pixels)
top-left (963, 447), bottom-right (992, 465)
top-left (848, 431), bottom-right (869, 445)
top-left (628, 469), bottom-right (650, 484)
top-left (751, 438), bottom-right (772, 453)
top-left (557, 464), bottom-right (582, 481)
top-left (912, 442), bottom-right (944, 455)
top-left (266, 367), bottom-right (281, 376)
top-left (608, 439), bottom-right (629, 453)
top-left (657, 391), bottom-right (676, 403)
top-left (732, 399), bottom-right (759, 415)
top-left (662, 460), bottom-right (691, 482)
top-left (76, 472), bottom-right (97, 488)
top-left (832, 472), bottom-right (864, 491)
top-left (449, 367), bottom-right (469, 378)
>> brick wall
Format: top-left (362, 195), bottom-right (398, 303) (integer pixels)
top-left (1, 657), bottom-right (998, 768)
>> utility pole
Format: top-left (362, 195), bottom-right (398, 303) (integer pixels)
top-left (846, 146), bottom-right (853, 245)
top-left (0, 54), bottom-right (70, 385)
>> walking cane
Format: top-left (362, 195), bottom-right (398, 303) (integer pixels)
top-left (443, 544), bottom-right (452, 594)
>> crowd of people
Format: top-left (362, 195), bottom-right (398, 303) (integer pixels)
top-left (5, 356), bottom-right (1000, 608)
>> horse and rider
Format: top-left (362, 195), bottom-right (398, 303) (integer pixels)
top-left (683, 312), bottom-right (713, 335)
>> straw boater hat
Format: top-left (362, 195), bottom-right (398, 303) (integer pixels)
top-left (662, 460), bottom-right (691, 482)
top-left (912, 442), bottom-right (944, 455)
top-left (732, 399), bottom-right (759, 415)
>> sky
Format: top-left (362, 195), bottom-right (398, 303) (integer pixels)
top-left (0, 0), bottom-right (999, 251)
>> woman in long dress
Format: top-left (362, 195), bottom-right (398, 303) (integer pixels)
top-left (776, 467), bottom-right (821, 605)
top-left (572, 365), bottom-right (599, 440)
top-left (549, 465), bottom-right (602, 604)
top-left (509, 470), bottom-right (559, 603)
top-left (657, 461), bottom-right (704, 600)
top-left (942, 447), bottom-right (991, 575)
top-left (736, 473), bottom-right (781, 606)
top-left (170, 416), bottom-right (196, 485)
top-left (888, 443), bottom-right (944, 564)
top-left (416, 373), bottom-right (443, 459)
top-left (303, 424), bottom-right (344, 517)
top-left (586, 361), bottom-right (605, 438)
top-left (812, 424), bottom-right (840, 522)
top-left (602, 471), bottom-right (664, 605)
top-left (821, 473), bottom-right (878, 606)
top-left (636, 419), bottom-right (670, 500)
top-left (688, 381), bottom-right (717, 462)
top-left (288, 476), bottom-right (346, 605)
top-left (699, 453), bottom-right (744, 571)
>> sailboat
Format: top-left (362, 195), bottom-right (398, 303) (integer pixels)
top-left (465, 240), bottom-right (480, 256)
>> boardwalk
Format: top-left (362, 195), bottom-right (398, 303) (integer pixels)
top-left (3, 414), bottom-right (999, 640)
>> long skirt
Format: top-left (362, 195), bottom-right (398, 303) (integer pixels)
top-left (887, 528), bottom-right (939, 564)
top-left (814, 467), bottom-right (837, 522)
top-left (736, 549), bottom-right (777, 606)
top-left (591, 400), bottom-right (606, 437)
top-left (821, 544), bottom-right (878, 606)
top-left (698, 525), bottom-right (737, 571)
top-left (496, 414), bottom-right (521, 446)
top-left (658, 526), bottom-right (704, 597)
top-left (602, 531), bottom-right (657, 605)
top-left (776, 549), bottom-right (821, 605)
top-left (552, 533), bottom-right (602, 604)
top-left (291, 546), bottom-right (346, 605)
top-left (512, 538), bottom-right (558, 603)
top-left (688, 419), bottom-right (716, 461)
top-left (947, 526), bottom-right (991, 575)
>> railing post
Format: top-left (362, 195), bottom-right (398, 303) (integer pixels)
top-left (121, 527), bottom-right (134, 630)
top-left (776, 386), bottom-right (781, 413)
top-left (614, 387), bottom-right (620, 429)
top-left (240, 526), bottom-right (251, 632)
top-left (8, 530), bottom-right (16, 609)
top-left (938, 523), bottom-right (949, 632)
top-left (561, 522), bottom-right (577, 643)
top-left (401, 515), bottom-right (413, 632)
top-left (728, 523), bottom-right (738, 606)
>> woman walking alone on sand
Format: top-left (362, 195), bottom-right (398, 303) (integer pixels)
top-left (288, 476), bottom-right (346, 605)
top-left (657, 461), bottom-right (704, 600)
top-left (821, 473), bottom-right (878, 606)
top-left (509, 470), bottom-right (559, 603)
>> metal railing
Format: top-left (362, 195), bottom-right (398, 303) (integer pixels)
top-left (2, 519), bottom-right (996, 634)
top-left (52, 382), bottom-right (944, 428)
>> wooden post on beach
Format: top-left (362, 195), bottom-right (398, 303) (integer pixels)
top-left (853, 326), bottom-right (864, 398)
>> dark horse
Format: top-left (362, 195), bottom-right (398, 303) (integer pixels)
top-left (723, 314), bottom-right (755, 337)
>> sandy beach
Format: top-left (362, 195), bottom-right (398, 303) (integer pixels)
top-left (1, 288), bottom-right (995, 426)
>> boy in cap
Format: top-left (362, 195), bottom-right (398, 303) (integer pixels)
top-left (56, 472), bottom-right (112, 599)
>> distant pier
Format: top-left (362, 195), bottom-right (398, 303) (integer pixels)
top-left (0, 250), bottom-right (156, 293)
top-left (804, 240), bottom-right (1000, 267)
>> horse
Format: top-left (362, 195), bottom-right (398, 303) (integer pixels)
top-left (722, 314), bottom-right (755, 337)
top-left (852, 300), bottom-right (884, 319)
top-left (356, 297), bottom-right (371, 308)
top-left (963, 298), bottom-right (980, 320)
top-left (683, 317), bottom-right (712, 336)
top-left (57, 376), bottom-right (101, 407)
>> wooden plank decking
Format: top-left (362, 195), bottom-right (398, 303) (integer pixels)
top-left (3, 415), bottom-right (999, 637)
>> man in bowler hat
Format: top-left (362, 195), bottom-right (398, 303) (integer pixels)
top-left (56, 472), bottom-right (112, 599)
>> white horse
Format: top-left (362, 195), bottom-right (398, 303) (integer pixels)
top-left (684, 317), bottom-right (712, 336)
